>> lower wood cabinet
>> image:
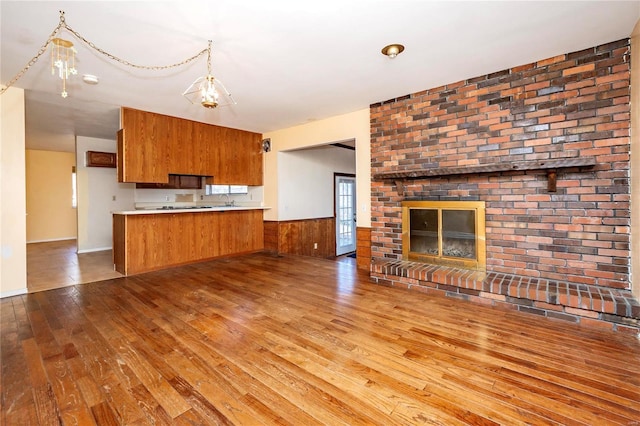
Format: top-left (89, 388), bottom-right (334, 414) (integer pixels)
top-left (113, 210), bottom-right (264, 275)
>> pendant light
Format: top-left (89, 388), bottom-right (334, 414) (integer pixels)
top-left (183, 40), bottom-right (235, 109)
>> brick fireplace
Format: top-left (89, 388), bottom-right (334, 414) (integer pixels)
top-left (402, 200), bottom-right (486, 270)
top-left (369, 39), bottom-right (639, 333)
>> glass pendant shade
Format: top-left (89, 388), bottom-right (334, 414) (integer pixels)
top-left (183, 74), bottom-right (234, 108)
top-left (182, 40), bottom-right (235, 109)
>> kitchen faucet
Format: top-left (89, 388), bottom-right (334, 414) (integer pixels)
top-left (222, 193), bottom-right (235, 207)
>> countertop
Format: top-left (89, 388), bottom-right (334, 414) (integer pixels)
top-left (112, 205), bottom-right (270, 215)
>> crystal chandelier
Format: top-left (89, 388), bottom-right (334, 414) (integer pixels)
top-left (51, 37), bottom-right (77, 98)
top-left (183, 41), bottom-right (235, 109)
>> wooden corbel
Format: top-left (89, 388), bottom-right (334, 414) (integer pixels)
top-left (395, 180), bottom-right (405, 197)
top-left (547, 169), bottom-right (557, 192)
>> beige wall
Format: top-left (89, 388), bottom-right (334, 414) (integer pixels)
top-left (632, 21), bottom-right (640, 300)
top-left (26, 150), bottom-right (77, 242)
top-left (263, 108), bottom-right (371, 226)
top-left (0, 87), bottom-right (27, 297)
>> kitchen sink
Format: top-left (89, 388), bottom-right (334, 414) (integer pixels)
top-left (159, 206), bottom-right (214, 210)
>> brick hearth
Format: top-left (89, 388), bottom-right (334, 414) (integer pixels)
top-left (371, 260), bottom-right (640, 334)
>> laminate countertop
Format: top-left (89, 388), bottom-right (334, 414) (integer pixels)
top-left (112, 206), bottom-right (270, 215)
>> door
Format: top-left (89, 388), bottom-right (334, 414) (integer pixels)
top-left (335, 175), bottom-right (356, 255)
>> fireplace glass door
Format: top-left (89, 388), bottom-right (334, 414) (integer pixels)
top-left (403, 201), bottom-right (486, 271)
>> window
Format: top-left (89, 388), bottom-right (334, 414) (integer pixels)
top-left (71, 166), bottom-right (77, 208)
top-left (205, 184), bottom-right (248, 195)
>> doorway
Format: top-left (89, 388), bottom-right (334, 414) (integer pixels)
top-left (335, 174), bottom-right (356, 256)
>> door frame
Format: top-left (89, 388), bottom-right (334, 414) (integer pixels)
top-left (334, 173), bottom-right (356, 256)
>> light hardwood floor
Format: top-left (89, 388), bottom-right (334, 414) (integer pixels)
top-left (4, 252), bottom-right (640, 425)
top-left (27, 240), bottom-right (123, 293)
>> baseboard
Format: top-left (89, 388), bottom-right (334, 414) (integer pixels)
top-left (0, 288), bottom-right (28, 299)
top-left (27, 237), bottom-right (76, 244)
top-left (77, 246), bottom-right (112, 254)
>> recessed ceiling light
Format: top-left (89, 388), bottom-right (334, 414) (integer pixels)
top-left (82, 74), bottom-right (99, 85)
top-left (381, 44), bottom-right (405, 59)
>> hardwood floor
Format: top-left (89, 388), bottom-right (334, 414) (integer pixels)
top-left (27, 240), bottom-right (123, 293)
top-left (3, 252), bottom-right (640, 425)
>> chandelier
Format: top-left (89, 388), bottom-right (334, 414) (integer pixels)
top-left (50, 37), bottom-right (77, 98)
top-left (182, 41), bottom-right (235, 109)
top-left (1, 11), bottom-right (233, 109)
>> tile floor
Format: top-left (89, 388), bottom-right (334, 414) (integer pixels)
top-left (27, 239), bottom-right (123, 293)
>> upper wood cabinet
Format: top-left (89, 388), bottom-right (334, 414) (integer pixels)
top-left (118, 107), bottom-right (263, 185)
top-left (86, 151), bottom-right (117, 168)
top-left (118, 108), bottom-right (170, 183)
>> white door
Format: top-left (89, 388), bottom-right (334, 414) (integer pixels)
top-left (335, 175), bottom-right (356, 255)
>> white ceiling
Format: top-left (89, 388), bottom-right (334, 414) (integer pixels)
top-left (2, 1), bottom-right (639, 153)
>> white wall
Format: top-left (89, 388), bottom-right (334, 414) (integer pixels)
top-left (134, 185), bottom-right (263, 207)
top-left (0, 87), bottom-right (27, 297)
top-left (76, 136), bottom-right (135, 253)
top-left (262, 108), bottom-right (370, 225)
top-left (278, 146), bottom-right (355, 221)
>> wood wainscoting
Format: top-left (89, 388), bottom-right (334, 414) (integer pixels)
top-left (356, 227), bottom-right (371, 271)
top-left (264, 218), bottom-right (335, 258)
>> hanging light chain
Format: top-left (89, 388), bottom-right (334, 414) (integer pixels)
top-left (1, 10), bottom-right (209, 95)
top-left (207, 40), bottom-right (213, 76)
top-left (0, 17), bottom-right (65, 94)
top-left (62, 20), bottom-right (208, 71)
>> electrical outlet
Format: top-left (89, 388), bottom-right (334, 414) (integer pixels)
top-left (314, 243), bottom-right (318, 249)
top-left (112, 195), bottom-right (116, 201)
top-left (165, 196), bottom-right (170, 201)
top-left (200, 195), bottom-right (204, 200)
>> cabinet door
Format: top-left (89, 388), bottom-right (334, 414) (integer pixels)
top-left (119, 108), bottom-right (170, 183)
top-left (170, 117), bottom-right (195, 175)
top-left (135, 175), bottom-right (177, 189)
top-left (177, 175), bottom-right (202, 189)
top-left (210, 130), bottom-right (263, 185)
top-left (86, 151), bottom-right (116, 168)
top-left (193, 121), bottom-right (212, 176)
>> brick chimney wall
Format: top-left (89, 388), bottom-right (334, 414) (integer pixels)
top-left (370, 39), bottom-right (631, 290)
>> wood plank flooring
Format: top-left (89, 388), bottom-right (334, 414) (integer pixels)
top-left (3, 252), bottom-right (640, 425)
top-left (27, 240), bottom-right (123, 293)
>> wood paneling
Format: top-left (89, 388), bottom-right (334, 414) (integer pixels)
top-left (4, 253), bottom-right (640, 425)
top-left (114, 210), bottom-right (264, 275)
top-left (263, 221), bottom-right (279, 253)
top-left (356, 226), bottom-right (371, 271)
top-left (112, 214), bottom-right (125, 274)
top-left (265, 218), bottom-right (335, 258)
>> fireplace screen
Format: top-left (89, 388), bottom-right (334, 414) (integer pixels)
top-left (402, 201), bottom-right (486, 271)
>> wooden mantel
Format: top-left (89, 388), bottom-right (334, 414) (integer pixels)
top-left (372, 157), bottom-right (596, 194)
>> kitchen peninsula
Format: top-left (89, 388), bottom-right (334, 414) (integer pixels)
top-left (113, 206), bottom-right (267, 276)
top-left (113, 107), bottom-right (266, 276)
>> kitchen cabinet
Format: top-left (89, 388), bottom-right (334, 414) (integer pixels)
top-left (135, 174), bottom-right (202, 189)
top-left (86, 151), bottom-right (116, 168)
top-left (209, 127), bottom-right (263, 185)
top-left (118, 109), bottom-right (170, 183)
top-left (118, 107), bottom-right (263, 185)
top-left (113, 209), bottom-right (264, 275)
